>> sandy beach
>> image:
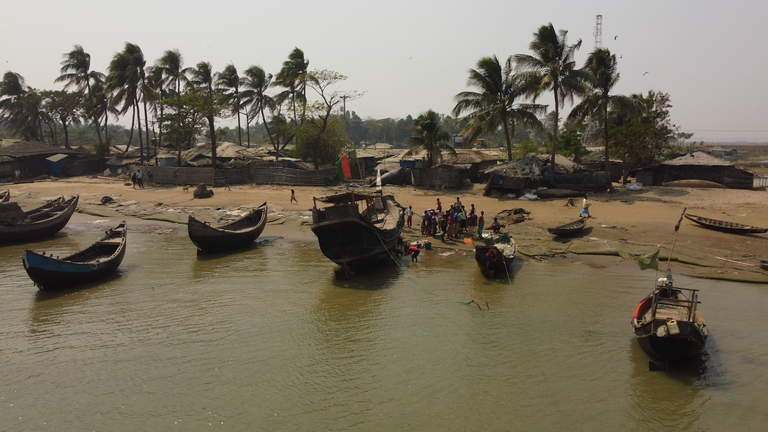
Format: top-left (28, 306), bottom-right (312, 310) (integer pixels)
top-left (4, 177), bottom-right (768, 283)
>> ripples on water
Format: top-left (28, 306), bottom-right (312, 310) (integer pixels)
top-left (1, 219), bottom-right (767, 431)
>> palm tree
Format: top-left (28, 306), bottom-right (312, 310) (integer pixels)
top-left (0, 71), bottom-right (30, 136)
top-left (242, 66), bottom-right (278, 157)
top-left (154, 49), bottom-right (190, 166)
top-left (55, 45), bottom-right (105, 145)
top-left (568, 48), bottom-right (634, 174)
top-left (453, 55), bottom-right (546, 161)
top-left (107, 48), bottom-right (141, 155)
top-left (274, 48), bottom-right (308, 126)
top-left (515, 23), bottom-right (587, 171)
top-left (407, 110), bottom-right (455, 187)
top-left (216, 64), bottom-right (242, 145)
top-left (189, 61), bottom-right (218, 166)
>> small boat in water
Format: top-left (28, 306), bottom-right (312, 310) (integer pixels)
top-left (684, 213), bottom-right (767, 234)
top-left (0, 189), bottom-right (9, 203)
top-left (311, 191), bottom-right (402, 275)
top-left (22, 221), bottom-right (127, 290)
top-left (0, 195), bottom-right (79, 244)
top-left (187, 202), bottom-right (268, 254)
top-left (632, 276), bottom-right (708, 364)
top-left (474, 240), bottom-right (516, 278)
top-left (547, 217), bottom-right (588, 236)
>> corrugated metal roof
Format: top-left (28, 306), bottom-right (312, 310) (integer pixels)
top-left (46, 154), bottom-right (69, 163)
top-left (662, 151), bottom-right (733, 167)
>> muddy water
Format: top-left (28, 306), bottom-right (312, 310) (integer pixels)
top-left (1, 216), bottom-right (766, 431)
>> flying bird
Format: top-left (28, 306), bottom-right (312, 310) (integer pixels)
top-left (614, 36), bottom-right (618, 40)
top-left (407, 56), bottom-right (412, 60)
top-left (643, 72), bottom-right (649, 76)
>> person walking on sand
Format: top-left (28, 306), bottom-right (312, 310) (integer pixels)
top-left (291, 189), bottom-right (298, 204)
top-left (147, 170), bottom-right (154, 186)
top-left (477, 211), bottom-right (485, 238)
top-left (137, 170), bottom-right (144, 189)
top-left (406, 206), bottom-right (413, 229)
top-left (436, 198), bottom-right (442, 212)
top-left (131, 172), bottom-right (137, 189)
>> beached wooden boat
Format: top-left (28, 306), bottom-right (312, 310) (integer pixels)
top-left (632, 279), bottom-right (708, 364)
top-left (684, 213), bottom-right (767, 234)
top-left (0, 189), bottom-right (9, 203)
top-left (188, 202), bottom-right (268, 254)
top-left (761, 261), bottom-right (768, 271)
top-left (475, 241), bottom-right (517, 277)
top-left (0, 195), bottom-right (79, 244)
top-left (311, 191), bottom-right (402, 275)
top-left (22, 221), bottom-right (127, 290)
top-left (547, 217), bottom-right (588, 236)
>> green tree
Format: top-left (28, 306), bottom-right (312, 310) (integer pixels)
top-left (107, 43), bottom-right (147, 158)
top-left (0, 72), bottom-right (33, 138)
top-left (189, 61), bottom-right (222, 165)
top-left (515, 23), bottom-right (587, 170)
top-left (568, 48), bottom-right (635, 174)
top-left (453, 55), bottom-right (546, 161)
top-left (274, 48), bottom-right (309, 130)
top-left (216, 63), bottom-right (242, 146)
top-left (241, 66), bottom-right (278, 156)
top-left (157, 92), bottom-right (206, 150)
top-left (43, 90), bottom-right (83, 148)
top-left (609, 91), bottom-right (683, 183)
top-left (298, 70), bottom-right (350, 169)
top-left (55, 45), bottom-right (106, 145)
top-left (407, 110), bottom-right (455, 187)
top-left (154, 49), bottom-right (190, 166)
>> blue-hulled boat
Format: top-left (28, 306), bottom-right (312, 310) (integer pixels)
top-left (22, 221), bottom-right (127, 290)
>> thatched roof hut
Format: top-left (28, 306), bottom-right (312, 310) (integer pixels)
top-left (637, 151), bottom-right (754, 189)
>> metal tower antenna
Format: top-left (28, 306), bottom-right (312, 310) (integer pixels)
top-left (594, 15), bottom-right (603, 49)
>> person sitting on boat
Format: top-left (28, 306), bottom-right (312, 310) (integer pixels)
top-left (485, 248), bottom-right (498, 268)
top-left (491, 217), bottom-right (502, 233)
top-left (580, 198), bottom-right (590, 218)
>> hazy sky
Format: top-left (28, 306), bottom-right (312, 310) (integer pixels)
top-left (3, 0), bottom-right (767, 142)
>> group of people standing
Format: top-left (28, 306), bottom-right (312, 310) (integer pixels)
top-left (130, 169), bottom-right (154, 189)
top-left (412, 197), bottom-right (488, 241)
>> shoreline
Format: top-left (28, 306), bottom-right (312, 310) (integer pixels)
top-left (4, 177), bottom-right (767, 283)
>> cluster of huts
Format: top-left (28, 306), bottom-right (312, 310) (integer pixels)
top-left (0, 140), bottom-right (757, 191)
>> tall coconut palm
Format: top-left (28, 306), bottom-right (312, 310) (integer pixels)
top-left (273, 48), bottom-right (308, 126)
top-left (568, 48), bottom-right (634, 174)
top-left (0, 71), bottom-right (30, 136)
top-left (453, 55), bottom-right (546, 161)
top-left (216, 63), bottom-right (242, 146)
top-left (154, 49), bottom-right (190, 166)
top-left (407, 110), bottom-right (455, 187)
top-left (242, 66), bottom-right (277, 155)
top-left (107, 47), bottom-right (142, 155)
top-left (55, 45), bottom-right (105, 145)
top-left (189, 61), bottom-right (218, 166)
top-left (122, 43), bottom-right (152, 162)
top-left (515, 23), bottom-right (587, 170)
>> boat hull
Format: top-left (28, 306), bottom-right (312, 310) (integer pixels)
top-left (22, 223), bottom-right (127, 290)
top-left (474, 245), bottom-right (515, 277)
top-left (634, 329), bottom-right (705, 363)
top-left (548, 218), bottom-right (588, 236)
top-left (311, 217), bottom-right (400, 271)
top-left (685, 213), bottom-right (767, 234)
top-left (0, 196), bottom-right (78, 244)
top-left (187, 203), bottom-right (267, 253)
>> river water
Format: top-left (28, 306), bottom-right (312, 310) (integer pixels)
top-left (1, 216), bottom-right (766, 431)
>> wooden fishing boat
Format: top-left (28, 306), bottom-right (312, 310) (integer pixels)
top-left (684, 213), bottom-right (767, 234)
top-left (547, 217), bottom-right (588, 236)
top-left (22, 221), bottom-right (127, 290)
top-left (474, 240), bottom-right (516, 277)
top-left (0, 195), bottom-right (79, 244)
top-left (188, 202), bottom-right (268, 254)
top-left (0, 189), bottom-right (9, 203)
top-left (311, 191), bottom-right (402, 275)
top-left (761, 260), bottom-right (768, 271)
top-left (632, 277), bottom-right (708, 364)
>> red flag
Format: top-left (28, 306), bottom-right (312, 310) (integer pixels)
top-left (341, 154), bottom-right (351, 179)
